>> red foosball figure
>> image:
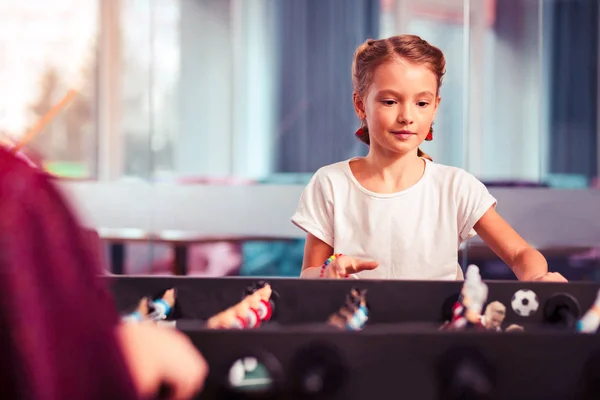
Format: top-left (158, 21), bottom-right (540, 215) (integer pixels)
top-left (241, 291), bottom-right (263, 329)
top-left (207, 281), bottom-right (277, 330)
top-left (254, 282), bottom-right (274, 322)
top-left (206, 301), bottom-right (250, 329)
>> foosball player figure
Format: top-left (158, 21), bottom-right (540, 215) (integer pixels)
top-left (241, 291), bottom-right (263, 329)
top-left (328, 305), bottom-right (355, 330)
top-left (256, 281), bottom-right (276, 322)
top-left (243, 281), bottom-right (275, 323)
top-left (577, 289), bottom-right (600, 333)
top-left (148, 288), bottom-right (177, 322)
top-left (122, 288), bottom-right (177, 324)
top-left (206, 300), bottom-right (251, 330)
top-left (443, 265), bottom-right (488, 331)
top-left (347, 288), bottom-right (369, 330)
top-left (480, 301), bottom-right (506, 331)
top-left (207, 281), bottom-right (278, 330)
top-left (122, 297), bottom-right (151, 324)
top-left (327, 287), bottom-right (369, 331)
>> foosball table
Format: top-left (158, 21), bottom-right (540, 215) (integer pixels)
top-left (105, 273), bottom-right (600, 400)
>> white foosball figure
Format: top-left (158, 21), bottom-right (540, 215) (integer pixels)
top-left (465, 264), bottom-right (482, 286)
top-left (464, 277), bottom-right (488, 324)
top-left (576, 289), bottom-right (600, 333)
top-left (445, 265), bottom-right (488, 330)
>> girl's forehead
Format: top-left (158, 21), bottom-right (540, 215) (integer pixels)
top-left (371, 58), bottom-right (437, 93)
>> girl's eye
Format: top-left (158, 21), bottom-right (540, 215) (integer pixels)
top-left (417, 101), bottom-right (429, 107)
top-left (381, 100), bottom-right (397, 106)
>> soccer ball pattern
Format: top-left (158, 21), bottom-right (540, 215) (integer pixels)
top-left (511, 289), bottom-right (539, 317)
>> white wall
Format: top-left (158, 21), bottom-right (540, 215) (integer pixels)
top-left (59, 181), bottom-right (600, 248)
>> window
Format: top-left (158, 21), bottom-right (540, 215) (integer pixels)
top-left (122, 0), bottom-right (595, 185)
top-left (119, 0), bottom-right (180, 179)
top-left (0, 1), bottom-right (99, 179)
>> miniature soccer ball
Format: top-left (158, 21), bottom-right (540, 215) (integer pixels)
top-left (511, 289), bottom-right (539, 317)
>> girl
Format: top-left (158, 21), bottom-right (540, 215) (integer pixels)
top-left (292, 34), bottom-right (567, 282)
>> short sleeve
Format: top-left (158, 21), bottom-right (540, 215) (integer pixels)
top-left (456, 171), bottom-right (498, 241)
top-left (291, 169), bottom-right (335, 246)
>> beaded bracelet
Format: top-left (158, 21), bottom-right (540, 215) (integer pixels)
top-left (319, 254), bottom-right (348, 278)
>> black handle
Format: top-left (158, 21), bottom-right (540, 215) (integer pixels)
top-left (437, 347), bottom-right (495, 400)
top-left (290, 343), bottom-right (347, 398)
top-left (543, 292), bottom-right (581, 329)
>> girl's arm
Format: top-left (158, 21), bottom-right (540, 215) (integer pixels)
top-left (474, 206), bottom-right (567, 282)
top-left (300, 233), bottom-right (334, 278)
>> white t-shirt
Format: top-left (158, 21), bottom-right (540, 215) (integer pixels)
top-left (291, 158), bottom-right (497, 280)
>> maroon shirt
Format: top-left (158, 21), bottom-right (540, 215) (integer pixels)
top-left (0, 148), bottom-right (138, 400)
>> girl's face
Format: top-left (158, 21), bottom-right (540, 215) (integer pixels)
top-left (354, 57), bottom-right (440, 158)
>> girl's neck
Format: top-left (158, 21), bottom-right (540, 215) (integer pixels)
top-left (353, 149), bottom-right (426, 194)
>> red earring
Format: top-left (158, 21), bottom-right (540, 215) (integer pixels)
top-left (355, 127), bottom-right (365, 138)
top-left (425, 124), bottom-right (434, 141)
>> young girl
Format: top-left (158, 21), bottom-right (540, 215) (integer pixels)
top-left (292, 34), bottom-right (567, 282)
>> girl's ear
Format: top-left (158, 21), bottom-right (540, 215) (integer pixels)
top-left (353, 92), bottom-right (366, 120)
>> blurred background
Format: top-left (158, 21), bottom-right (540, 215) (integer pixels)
top-left (1, 0), bottom-right (598, 280)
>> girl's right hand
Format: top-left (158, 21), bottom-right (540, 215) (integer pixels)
top-left (322, 255), bottom-right (379, 278)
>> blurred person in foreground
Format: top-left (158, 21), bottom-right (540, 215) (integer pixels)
top-left (0, 146), bottom-right (208, 400)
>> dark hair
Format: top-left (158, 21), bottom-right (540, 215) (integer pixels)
top-left (352, 35), bottom-right (446, 161)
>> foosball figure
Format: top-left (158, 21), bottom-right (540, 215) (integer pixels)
top-left (242, 281), bottom-right (276, 323)
top-left (328, 288), bottom-right (369, 331)
top-left (576, 289), bottom-right (600, 333)
top-left (206, 301), bottom-right (251, 329)
top-left (122, 297), bottom-right (151, 323)
top-left (253, 281), bottom-right (275, 323)
top-left (328, 307), bottom-right (354, 330)
top-left (147, 288), bottom-right (177, 321)
top-left (442, 265), bottom-right (488, 331)
top-left (480, 301), bottom-right (506, 331)
top-left (347, 288), bottom-right (369, 330)
top-left (122, 288), bottom-right (177, 324)
top-left (207, 281), bottom-right (276, 330)
top-left (241, 291), bottom-right (264, 329)
top-left (227, 301), bottom-right (252, 329)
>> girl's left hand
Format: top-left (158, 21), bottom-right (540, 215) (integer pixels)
top-left (531, 272), bottom-right (568, 282)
